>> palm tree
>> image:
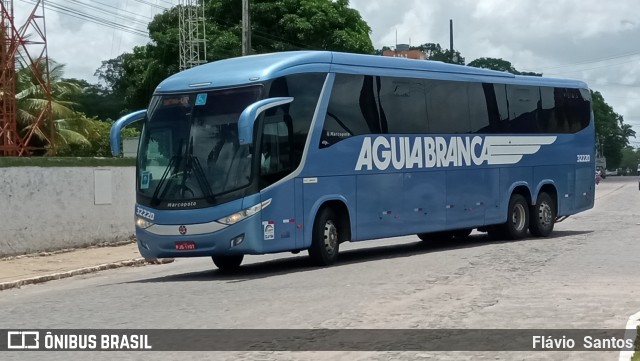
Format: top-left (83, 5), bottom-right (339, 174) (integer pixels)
top-left (15, 58), bottom-right (91, 154)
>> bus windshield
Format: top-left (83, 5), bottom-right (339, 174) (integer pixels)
top-left (137, 86), bottom-right (262, 206)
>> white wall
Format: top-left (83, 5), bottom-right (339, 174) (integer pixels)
top-left (0, 167), bottom-right (136, 257)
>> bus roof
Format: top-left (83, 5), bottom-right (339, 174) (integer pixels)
top-left (155, 51), bottom-right (588, 93)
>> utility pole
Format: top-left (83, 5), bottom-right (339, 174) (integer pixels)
top-left (242, 0), bottom-right (251, 56)
top-left (449, 19), bottom-right (454, 63)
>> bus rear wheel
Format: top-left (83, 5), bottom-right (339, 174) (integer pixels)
top-left (529, 192), bottom-right (556, 237)
top-left (212, 255), bottom-right (244, 271)
top-left (499, 194), bottom-right (530, 240)
top-left (308, 208), bottom-right (340, 266)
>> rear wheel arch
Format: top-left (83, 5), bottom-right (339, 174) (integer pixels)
top-left (534, 183), bottom-right (558, 208)
top-left (305, 197), bottom-right (353, 247)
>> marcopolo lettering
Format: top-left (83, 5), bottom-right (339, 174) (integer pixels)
top-left (355, 135), bottom-right (557, 171)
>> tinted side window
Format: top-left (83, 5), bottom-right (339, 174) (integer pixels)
top-left (564, 88), bottom-right (591, 132)
top-left (425, 80), bottom-right (470, 133)
top-left (377, 77), bottom-right (428, 134)
top-left (468, 82), bottom-right (491, 133)
top-left (322, 74), bottom-right (381, 148)
top-left (493, 84), bottom-right (510, 131)
top-left (506, 85), bottom-right (541, 133)
top-left (538, 86), bottom-right (557, 133)
top-left (268, 73), bottom-right (325, 166)
top-left (259, 73), bottom-right (324, 188)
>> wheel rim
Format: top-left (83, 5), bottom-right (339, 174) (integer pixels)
top-left (511, 203), bottom-right (526, 231)
top-left (538, 202), bottom-right (552, 228)
top-left (323, 220), bottom-right (338, 255)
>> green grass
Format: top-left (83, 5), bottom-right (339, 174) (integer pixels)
top-left (632, 326), bottom-right (640, 361)
top-left (0, 157), bottom-right (135, 168)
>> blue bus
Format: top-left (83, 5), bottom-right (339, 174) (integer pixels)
top-left (111, 51), bottom-right (594, 270)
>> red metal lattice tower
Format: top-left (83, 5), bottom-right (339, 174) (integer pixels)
top-left (0, 0), bottom-right (53, 156)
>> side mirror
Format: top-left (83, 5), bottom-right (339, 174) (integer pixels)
top-left (237, 97), bottom-right (294, 145)
top-left (110, 109), bottom-right (146, 156)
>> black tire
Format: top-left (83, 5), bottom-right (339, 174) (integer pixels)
top-left (212, 255), bottom-right (244, 271)
top-left (308, 208), bottom-right (340, 266)
top-left (499, 194), bottom-right (530, 240)
top-left (529, 192), bottom-right (556, 237)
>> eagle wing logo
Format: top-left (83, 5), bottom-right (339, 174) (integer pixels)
top-left (484, 136), bottom-right (557, 165)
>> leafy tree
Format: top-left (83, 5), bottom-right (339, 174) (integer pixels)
top-left (56, 117), bottom-right (140, 157)
top-left (96, 0), bottom-right (375, 110)
top-left (620, 146), bottom-right (640, 175)
top-left (412, 43), bottom-right (464, 64)
top-left (468, 57), bottom-right (541, 76)
top-left (63, 78), bottom-right (127, 121)
top-left (15, 59), bottom-right (92, 154)
top-left (591, 90), bottom-right (634, 169)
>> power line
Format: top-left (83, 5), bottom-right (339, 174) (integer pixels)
top-left (531, 50), bottom-right (640, 72)
top-left (61, 0), bottom-right (152, 25)
top-left (20, 0), bottom-right (151, 37)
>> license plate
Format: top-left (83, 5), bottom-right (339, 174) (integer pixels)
top-left (175, 241), bottom-right (196, 250)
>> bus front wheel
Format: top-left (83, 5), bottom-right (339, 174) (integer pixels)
top-left (212, 255), bottom-right (244, 271)
top-left (308, 208), bottom-right (340, 266)
top-left (500, 194), bottom-right (530, 240)
top-left (529, 192), bottom-right (556, 237)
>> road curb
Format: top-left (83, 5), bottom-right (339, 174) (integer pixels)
top-left (0, 258), bottom-right (174, 291)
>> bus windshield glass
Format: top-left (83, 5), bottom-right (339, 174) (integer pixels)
top-left (137, 86), bottom-right (262, 206)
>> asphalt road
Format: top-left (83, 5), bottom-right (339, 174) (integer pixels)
top-left (1, 176), bottom-right (639, 360)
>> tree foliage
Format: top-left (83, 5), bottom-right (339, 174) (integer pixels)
top-left (467, 57), bottom-right (541, 76)
top-left (592, 90), bottom-right (635, 169)
top-left (411, 43), bottom-right (465, 64)
top-left (63, 78), bottom-right (127, 121)
top-left (15, 59), bottom-right (91, 154)
top-left (620, 146), bottom-right (640, 175)
top-left (96, 0), bottom-right (374, 110)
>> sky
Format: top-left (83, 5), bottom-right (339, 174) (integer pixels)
top-left (11, 0), bottom-right (640, 147)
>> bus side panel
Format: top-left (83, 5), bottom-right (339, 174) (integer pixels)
top-left (560, 170), bottom-right (575, 216)
top-left (574, 163), bottom-right (595, 212)
top-left (355, 173), bottom-right (403, 240)
top-left (445, 168), bottom-right (497, 230)
top-left (403, 170), bottom-right (446, 234)
top-left (259, 178), bottom-right (298, 253)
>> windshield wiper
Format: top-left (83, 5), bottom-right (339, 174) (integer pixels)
top-left (190, 155), bottom-right (216, 204)
top-left (150, 139), bottom-right (184, 207)
top-left (150, 155), bottom-right (180, 207)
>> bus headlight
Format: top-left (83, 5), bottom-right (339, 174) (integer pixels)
top-left (217, 199), bottom-right (272, 225)
top-left (135, 216), bottom-right (154, 229)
